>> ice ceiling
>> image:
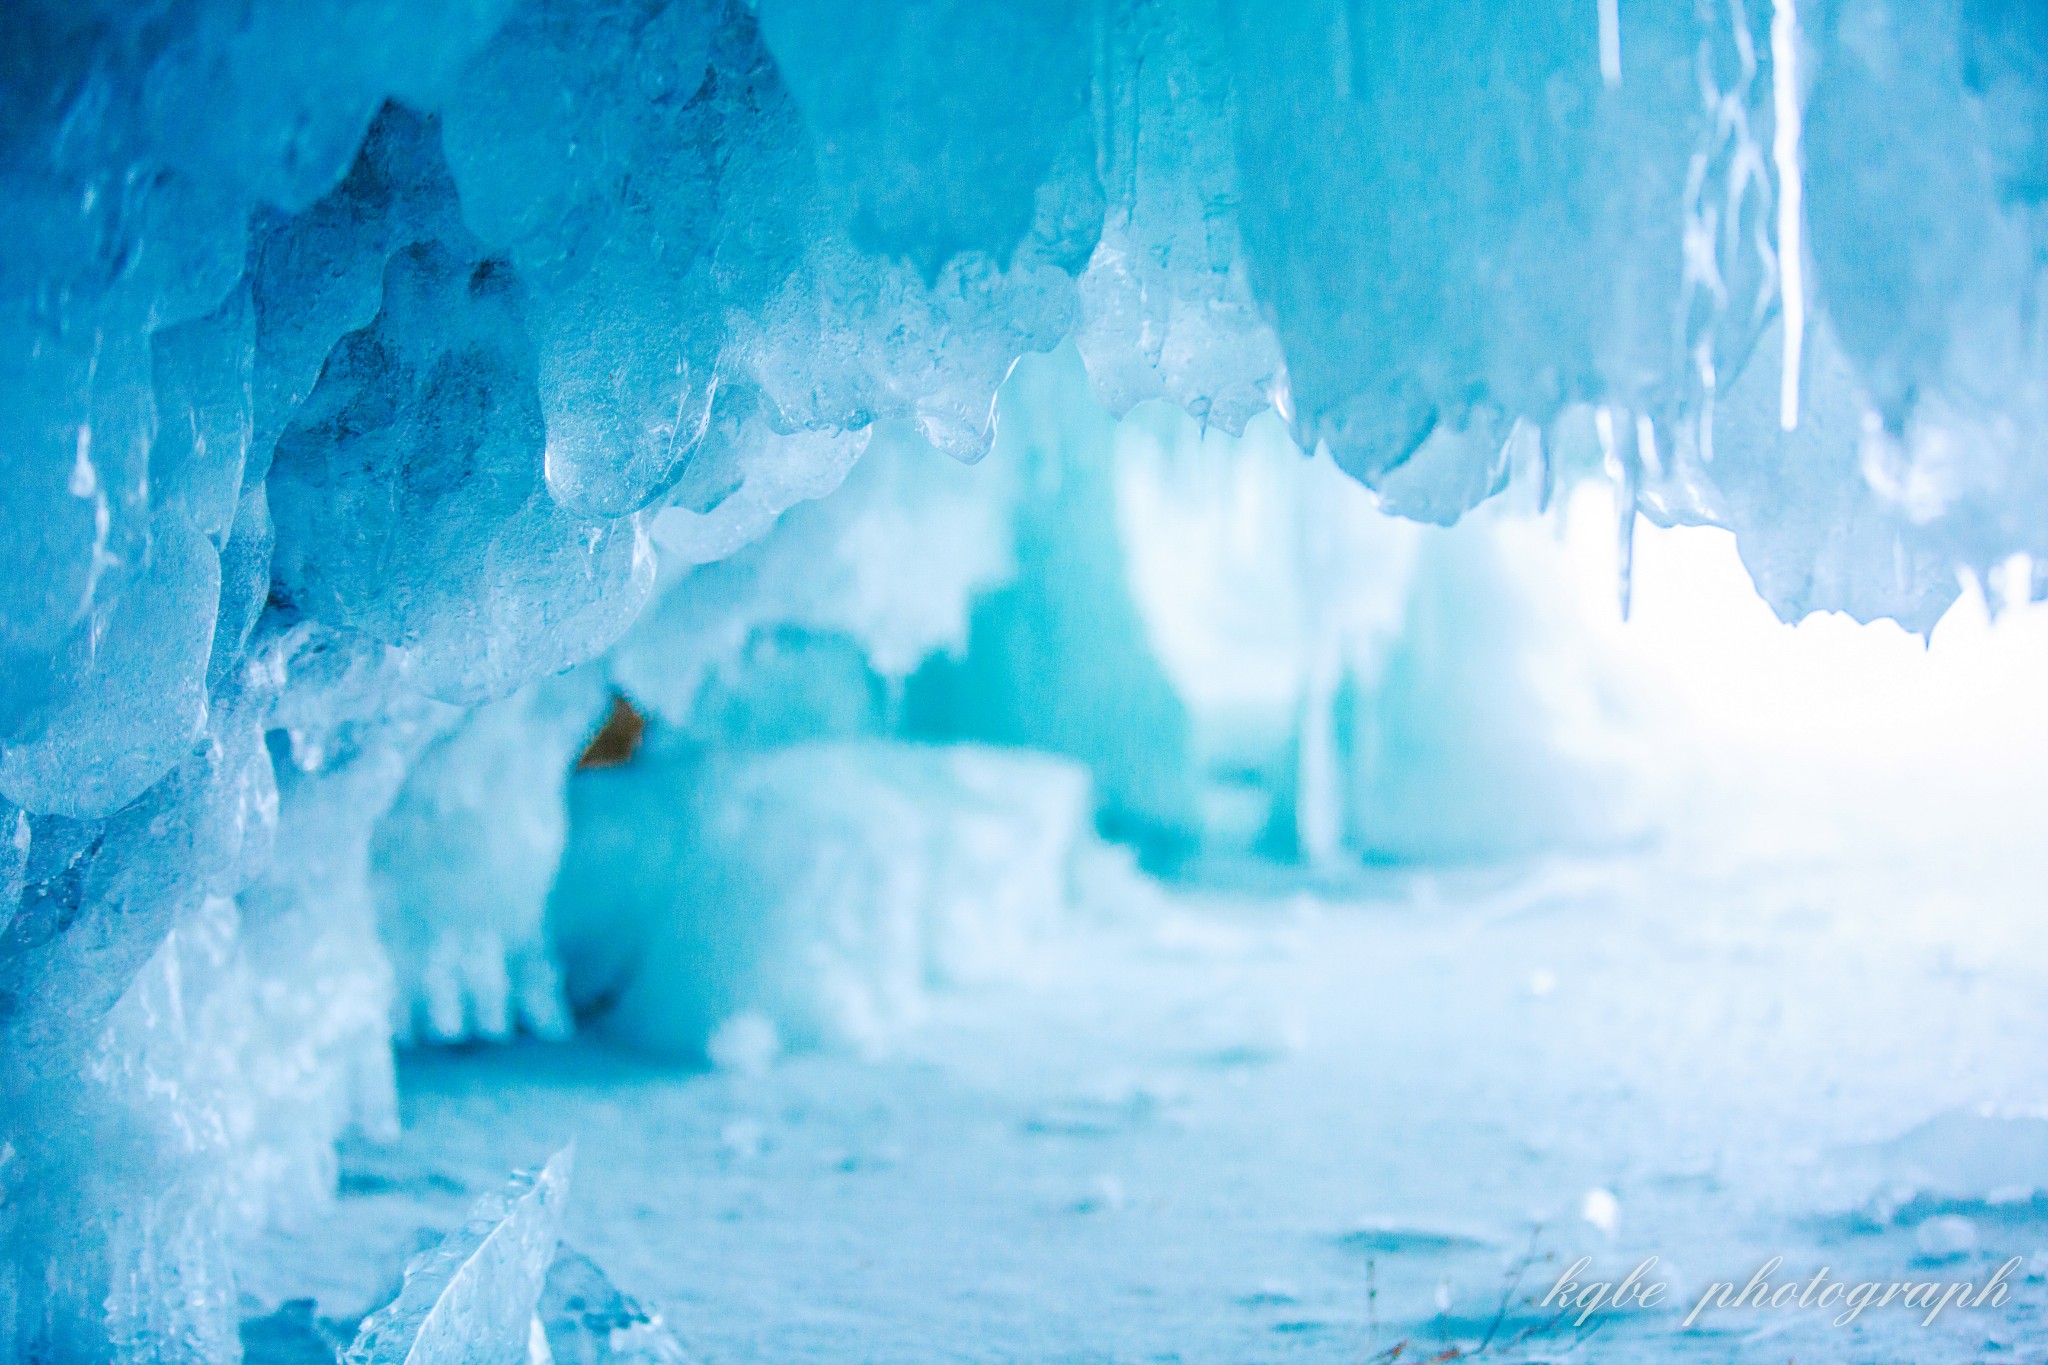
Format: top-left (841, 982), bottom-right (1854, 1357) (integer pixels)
top-left (2, 0), bottom-right (2045, 1360)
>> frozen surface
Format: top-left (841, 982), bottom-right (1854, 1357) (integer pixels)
top-left (243, 816), bottom-right (2048, 1364)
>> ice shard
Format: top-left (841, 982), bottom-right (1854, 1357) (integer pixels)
top-left (343, 1146), bottom-right (573, 1365)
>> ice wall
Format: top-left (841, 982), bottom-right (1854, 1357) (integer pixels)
top-left (2, 0), bottom-right (2043, 1358)
top-left (905, 354), bottom-right (1205, 855)
top-left (551, 739), bottom-right (1099, 1062)
top-left (1109, 402), bottom-right (1421, 863)
top-left (1338, 516), bottom-right (1651, 864)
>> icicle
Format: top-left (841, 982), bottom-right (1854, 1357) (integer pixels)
top-left (1597, 407), bottom-right (1639, 619)
top-left (1332, 1), bottom-right (1353, 101)
top-left (1695, 341), bottom-right (1718, 465)
top-left (1634, 412), bottom-right (1662, 481)
top-left (1598, 0), bottom-right (1623, 88)
top-left (1771, 0), bottom-right (1804, 431)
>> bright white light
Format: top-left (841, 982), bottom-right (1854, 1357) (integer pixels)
top-left (1532, 483), bottom-right (2048, 855)
top-left (1107, 390), bottom-right (2048, 868)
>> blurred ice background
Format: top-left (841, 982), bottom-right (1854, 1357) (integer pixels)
top-left (251, 351), bottom-right (2048, 1364)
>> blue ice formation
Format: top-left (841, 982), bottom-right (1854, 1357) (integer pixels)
top-left (323, 1144), bottom-right (687, 1362)
top-left (344, 1146), bottom-right (572, 1365)
top-left (552, 739), bottom-right (1098, 1059)
top-left (2, 0), bottom-right (2043, 1359)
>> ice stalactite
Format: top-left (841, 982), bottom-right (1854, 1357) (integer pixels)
top-left (1, 1), bottom-right (2044, 1357)
top-left (1771, 0), bottom-right (1806, 434)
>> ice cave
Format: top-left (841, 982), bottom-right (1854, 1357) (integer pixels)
top-left (5, 1), bottom-right (2048, 1361)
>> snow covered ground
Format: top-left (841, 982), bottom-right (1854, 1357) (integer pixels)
top-left (245, 798), bottom-right (2048, 1363)
top-left (219, 495), bottom-right (2048, 1365)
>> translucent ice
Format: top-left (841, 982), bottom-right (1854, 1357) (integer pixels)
top-left (261, 106), bottom-right (654, 703)
top-left (344, 1146), bottom-right (572, 1365)
top-left (551, 740), bottom-right (1094, 1058)
top-left (608, 420), bottom-right (1017, 735)
top-left (0, 513), bottom-right (221, 818)
top-left (537, 1246), bottom-right (689, 1365)
top-left (906, 354), bottom-right (1204, 854)
top-left (370, 669), bottom-right (609, 1045)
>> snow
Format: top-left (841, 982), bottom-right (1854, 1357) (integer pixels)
top-left (243, 823), bottom-right (2048, 1363)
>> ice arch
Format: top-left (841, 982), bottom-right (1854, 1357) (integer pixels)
top-left (2, 0), bottom-right (2043, 1357)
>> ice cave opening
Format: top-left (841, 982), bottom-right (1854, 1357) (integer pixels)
top-left (7, 2), bottom-right (2048, 1362)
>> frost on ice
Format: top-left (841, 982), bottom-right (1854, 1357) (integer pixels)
top-left (1, 0), bottom-right (2045, 1360)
